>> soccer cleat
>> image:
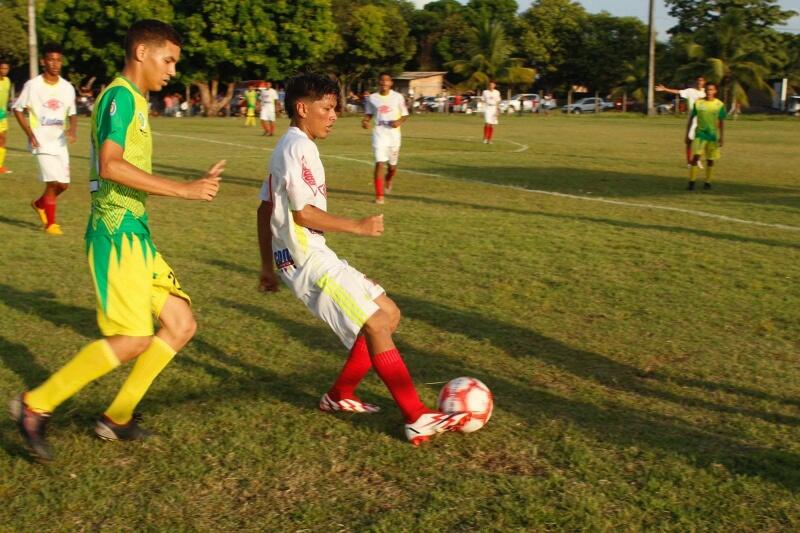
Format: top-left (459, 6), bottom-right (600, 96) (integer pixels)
top-left (404, 411), bottom-right (471, 446)
top-left (319, 393), bottom-right (380, 414)
top-left (686, 181), bottom-right (695, 191)
top-left (9, 394), bottom-right (53, 462)
top-left (95, 414), bottom-right (151, 441)
top-left (375, 197), bottom-right (385, 205)
top-left (0, 167), bottom-right (12, 174)
top-left (31, 201), bottom-right (47, 226)
top-left (697, 160), bottom-right (704, 169)
top-left (44, 224), bottom-right (63, 235)
top-left (703, 182), bottom-right (712, 190)
top-left (385, 182), bottom-right (393, 193)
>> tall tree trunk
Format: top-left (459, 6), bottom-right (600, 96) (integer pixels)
top-left (193, 79), bottom-right (235, 117)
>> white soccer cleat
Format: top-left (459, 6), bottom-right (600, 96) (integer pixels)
top-left (404, 411), bottom-right (471, 446)
top-left (319, 393), bottom-right (380, 414)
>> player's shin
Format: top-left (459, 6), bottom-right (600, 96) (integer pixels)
top-left (103, 336), bottom-right (176, 425)
top-left (328, 335), bottom-right (372, 401)
top-left (705, 162), bottom-right (714, 183)
top-left (369, 343), bottom-right (427, 423)
top-left (25, 340), bottom-right (121, 413)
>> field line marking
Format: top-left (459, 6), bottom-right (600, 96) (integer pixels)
top-left (153, 131), bottom-right (800, 233)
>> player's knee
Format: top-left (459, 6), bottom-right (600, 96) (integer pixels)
top-left (363, 310), bottom-right (393, 337)
top-left (175, 314), bottom-right (197, 343)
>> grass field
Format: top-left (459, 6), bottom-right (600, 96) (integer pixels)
top-left (1, 112), bottom-right (799, 531)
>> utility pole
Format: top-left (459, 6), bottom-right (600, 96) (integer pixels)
top-left (646, 0), bottom-right (656, 116)
top-left (28, 0), bottom-right (39, 79)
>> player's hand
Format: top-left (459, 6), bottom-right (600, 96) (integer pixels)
top-left (28, 134), bottom-right (40, 149)
top-left (67, 130), bottom-right (77, 144)
top-left (357, 214), bottom-right (384, 236)
top-left (390, 120), bottom-right (400, 128)
top-left (259, 268), bottom-right (280, 293)
top-left (361, 118), bottom-right (370, 130)
top-left (655, 84), bottom-right (665, 92)
top-left (185, 159), bottom-right (225, 201)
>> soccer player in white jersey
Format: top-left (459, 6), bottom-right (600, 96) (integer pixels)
top-left (259, 80), bottom-right (279, 137)
top-left (482, 80), bottom-right (501, 144)
top-left (656, 76), bottom-right (706, 167)
top-left (362, 72), bottom-right (408, 204)
top-left (257, 73), bottom-right (470, 445)
top-left (13, 43), bottom-right (77, 235)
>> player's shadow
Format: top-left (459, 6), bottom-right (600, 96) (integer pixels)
top-left (0, 284), bottom-right (97, 339)
top-left (328, 187), bottom-right (800, 251)
top-left (0, 336), bottom-right (51, 388)
top-left (391, 293), bottom-right (800, 427)
top-left (0, 214), bottom-right (41, 231)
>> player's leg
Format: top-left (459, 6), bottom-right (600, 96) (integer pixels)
top-left (483, 122), bottom-right (489, 143)
top-left (687, 139), bottom-right (703, 190)
top-left (703, 143), bottom-right (719, 190)
top-left (0, 124), bottom-right (10, 173)
top-left (269, 120), bottom-right (275, 136)
top-left (385, 147), bottom-right (399, 193)
top-left (260, 119), bottom-right (269, 135)
top-left (100, 253), bottom-right (193, 434)
top-left (373, 160), bottom-right (386, 204)
top-left (704, 159), bottom-right (714, 190)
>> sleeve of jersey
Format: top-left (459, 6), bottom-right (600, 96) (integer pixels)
top-left (399, 94), bottom-right (409, 117)
top-left (285, 143), bottom-right (316, 211)
top-left (365, 98), bottom-right (375, 115)
top-left (11, 81), bottom-right (31, 111)
top-left (66, 85), bottom-right (77, 116)
top-left (96, 87), bottom-right (135, 149)
top-left (718, 105), bottom-right (728, 120)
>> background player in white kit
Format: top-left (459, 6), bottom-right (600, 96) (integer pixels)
top-left (13, 43), bottom-right (77, 235)
top-left (362, 72), bottom-right (408, 204)
top-left (257, 73), bottom-right (470, 445)
top-left (259, 80), bottom-right (279, 137)
top-left (656, 76), bottom-right (706, 167)
top-left (482, 80), bottom-right (501, 144)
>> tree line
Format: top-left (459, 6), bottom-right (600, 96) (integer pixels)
top-left (1, 0), bottom-right (798, 114)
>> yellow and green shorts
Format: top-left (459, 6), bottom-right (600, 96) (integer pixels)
top-left (247, 108), bottom-right (256, 117)
top-left (692, 138), bottom-right (721, 160)
top-left (0, 118), bottom-right (8, 134)
top-left (86, 232), bottom-right (191, 337)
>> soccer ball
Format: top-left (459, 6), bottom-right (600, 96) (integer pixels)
top-left (437, 377), bottom-right (493, 433)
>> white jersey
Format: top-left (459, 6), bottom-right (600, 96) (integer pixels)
top-left (13, 75), bottom-right (76, 155)
top-left (679, 87), bottom-right (705, 113)
top-left (260, 127), bottom-right (330, 272)
top-left (366, 90), bottom-right (408, 146)
top-left (259, 87), bottom-right (278, 110)
top-left (482, 89), bottom-right (501, 108)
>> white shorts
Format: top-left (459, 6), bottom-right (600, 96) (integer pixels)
top-left (279, 253), bottom-right (385, 349)
top-left (374, 143), bottom-right (400, 166)
top-left (484, 107), bottom-right (499, 125)
top-left (36, 152), bottom-right (70, 183)
top-left (260, 107), bottom-right (276, 122)
top-left (687, 117), bottom-right (698, 141)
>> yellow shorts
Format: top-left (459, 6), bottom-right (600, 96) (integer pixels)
top-left (87, 232), bottom-right (191, 337)
top-left (0, 118), bottom-right (7, 134)
top-left (692, 138), bottom-right (721, 160)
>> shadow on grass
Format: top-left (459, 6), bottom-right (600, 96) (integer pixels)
top-left (329, 187), bottom-right (800, 250)
top-left (0, 336), bottom-right (51, 388)
top-left (0, 215), bottom-right (41, 231)
top-left (0, 284), bottom-right (97, 339)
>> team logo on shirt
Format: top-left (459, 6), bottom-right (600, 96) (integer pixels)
top-left (109, 100), bottom-right (117, 116)
top-left (44, 98), bottom-right (62, 111)
top-left (378, 105), bottom-right (391, 114)
top-left (301, 156), bottom-right (317, 190)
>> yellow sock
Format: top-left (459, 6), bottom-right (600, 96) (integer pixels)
top-left (26, 340), bottom-right (120, 413)
top-left (689, 165), bottom-right (697, 182)
top-left (103, 336), bottom-right (176, 425)
top-left (0, 146), bottom-right (6, 167)
top-left (705, 164), bottom-right (713, 183)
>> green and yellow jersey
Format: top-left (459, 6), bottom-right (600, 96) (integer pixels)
top-left (0, 76), bottom-right (10, 120)
top-left (87, 76), bottom-right (153, 237)
top-left (245, 89), bottom-right (257, 109)
top-left (691, 98), bottom-right (727, 142)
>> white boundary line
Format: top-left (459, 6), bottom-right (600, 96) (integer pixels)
top-left (153, 131), bottom-right (800, 233)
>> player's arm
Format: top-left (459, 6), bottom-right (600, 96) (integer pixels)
top-left (257, 200), bottom-right (279, 292)
top-left (718, 119), bottom-right (724, 147)
top-left (12, 109), bottom-right (39, 148)
top-left (391, 116), bottom-right (407, 128)
top-left (99, 140), bottom-right (225, 200)
top-left (292, 205), bottom-right (383, 236)
top-left (361, 112), bottom-right (372, 129)
top-left (67, 114), bottom-right (78, 144)
top-left (655, 84), bottom-right (679, 95)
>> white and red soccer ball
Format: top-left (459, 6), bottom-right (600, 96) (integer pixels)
top-left (437, 377), bottom-right (493, 433)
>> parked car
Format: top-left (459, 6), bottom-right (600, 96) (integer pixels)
top-left (613, 98), bottom-right (643, 112)
top-left (655, 100), bottom-right (688, 114)
top-left (787, 95), bottom-right (800, 116)
top-left (561, 97), bottom-right (613, 114)
top-left (416, 95), bottom-right (440, 112)
top-left (500, 93), bottom-right (539, 113)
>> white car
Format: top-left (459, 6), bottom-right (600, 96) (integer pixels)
top-left (562, 97), bottom-right (614, 114)
top-left (787, 95), bottom-right (800, 116)
top-left (500, 93), bottom-right (539, 113)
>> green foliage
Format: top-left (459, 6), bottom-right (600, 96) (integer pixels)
top-left (665, 0), bottom-right (797, 35)
top-left (0, 1), bottom-right (28, 65)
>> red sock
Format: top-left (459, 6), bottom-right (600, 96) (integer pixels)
top-left (328, 335), bottom-right (372, 401)
top-left (34, 196), bottom-right (45, 209)
top-left (483, 124), bottom-right (489, 140)
top-left (386, 167), bottom-right (396, 187)
top-left (487, 125), bottom-right (494, 141)
top-left (374, 176), bottom-right (384, 199)
top-left (371, 348), bottom-right (427, 423)
top-left (43, 196), bottom-right (56, 227)
top-left (270, 123), bottom-right (275, 135)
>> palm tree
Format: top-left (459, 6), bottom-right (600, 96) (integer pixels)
top-left (447, 19), bottom-right (535, 93)
top-left (611, 56), bottom-right (648, 112)
top-left (679, 9), bottom-right (773, 111)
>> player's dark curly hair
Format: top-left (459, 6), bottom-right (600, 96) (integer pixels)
top-left (41, 43), bottom-right (63, 56)
top-left (125, 19), bottom-right (182, 60)
top-left (284, 73), bottom-right (339, 119)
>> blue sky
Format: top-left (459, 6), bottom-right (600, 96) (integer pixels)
top-left (410, 1), bottom-right (800, 34)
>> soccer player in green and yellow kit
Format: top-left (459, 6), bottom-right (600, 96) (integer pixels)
top-left (686, 82), bottom-right (726, 191)
top-left (244, 85), bottom-right (258, 126)
top-left (0, 59), bottom-right (12, 174)
top-left (9, 20), bottom-right (225, 462)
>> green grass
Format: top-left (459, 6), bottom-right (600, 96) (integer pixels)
top-left (1, 112), bottom-right (799, 531)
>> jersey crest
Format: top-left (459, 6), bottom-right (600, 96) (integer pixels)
top-left (301, 156), bottom-right (317, 192)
